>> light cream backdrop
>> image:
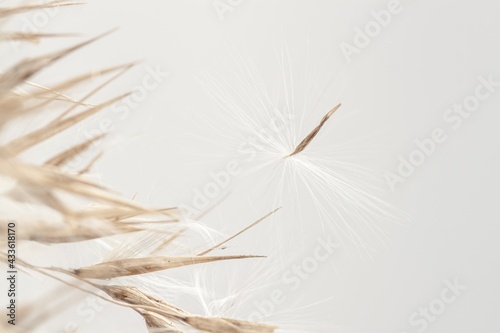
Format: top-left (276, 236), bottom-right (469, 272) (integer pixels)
top-left (2, 1), bottom-right (499, 332)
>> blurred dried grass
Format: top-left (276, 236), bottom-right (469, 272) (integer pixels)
top-left (0, 2), bottom-right (277, 332)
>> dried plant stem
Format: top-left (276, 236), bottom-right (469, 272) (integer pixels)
top-left (198, 207), bottom-right (281, 256)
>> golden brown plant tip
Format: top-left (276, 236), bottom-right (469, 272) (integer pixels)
top-left (73, 255), bottom-right (266, 279)
top-left (44, 134), bottom-right (106, 167)
top-left (288, 103), bottom-right (342, 156)
top-left (0, 32), bottom-right (78, 42)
